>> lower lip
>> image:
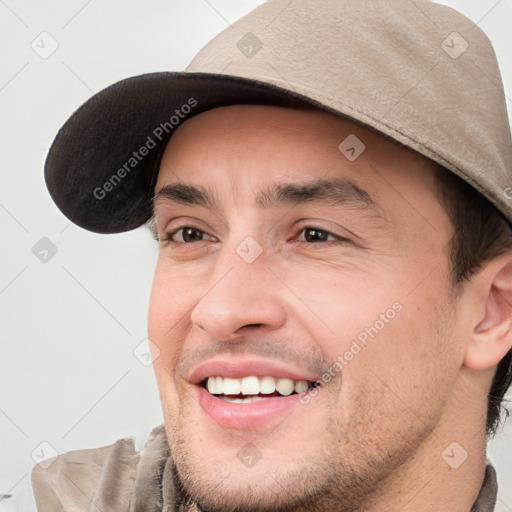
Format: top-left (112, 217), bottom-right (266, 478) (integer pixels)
top-left (196, 385), bottom-right (305, 430)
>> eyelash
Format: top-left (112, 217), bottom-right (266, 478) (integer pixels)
top-left (158, 224), bottom-right (347, 246)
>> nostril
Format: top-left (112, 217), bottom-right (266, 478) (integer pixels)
top-left (233, 323), bottom-right (263, 337)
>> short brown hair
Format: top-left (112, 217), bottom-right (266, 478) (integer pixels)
top-left (435, 167), bottom-right (512, 438)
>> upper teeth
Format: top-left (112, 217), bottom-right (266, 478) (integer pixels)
top-left (206, 376), bottom-right (310, 396)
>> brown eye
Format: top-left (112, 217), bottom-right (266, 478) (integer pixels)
top-left (178, 227), bottom-right (202, 242)
top-left (170, 226), bottom-right (215, 243)
top-left (160, 226), bottom-right (215, 244)
top-left (298, 227), bottom-right (336, 243)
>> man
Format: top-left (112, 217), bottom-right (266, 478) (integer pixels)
top-left (30, 1), bottom-right (511, 511)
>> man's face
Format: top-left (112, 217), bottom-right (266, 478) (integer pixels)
top-left (149, 105), bottom-right (463, 511)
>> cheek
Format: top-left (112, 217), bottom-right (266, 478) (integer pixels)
top-left (148, 261), bottom-right (191, 383)
top-left (279, 259), bottom-right (408, 356)
top-left (309, 259), bottom-right (457, 396)
top-left (148, 259), bottom-right (192, 340)
top-left (342, 274), bottom-right (459, 415)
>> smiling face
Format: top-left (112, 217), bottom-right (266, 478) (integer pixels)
top-left (148, 105), bottom-right (465, 511)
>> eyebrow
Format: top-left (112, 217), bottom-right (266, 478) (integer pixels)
top-left (153, 177), bottom-right (381, 216)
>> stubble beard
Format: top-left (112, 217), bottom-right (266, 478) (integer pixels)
top-left (165, 393), bottom-right (437, 512)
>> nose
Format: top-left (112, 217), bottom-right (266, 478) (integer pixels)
top-left (190, 247), bottom-right (287, 340)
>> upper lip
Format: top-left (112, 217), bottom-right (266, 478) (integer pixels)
top-left (187, 356), bottom-right (321, 385)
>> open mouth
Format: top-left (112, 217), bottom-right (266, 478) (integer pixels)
top-left (202, 375), bottom-right (320, 403)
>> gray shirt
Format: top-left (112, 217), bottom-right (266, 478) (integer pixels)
top-left (30, 424), bottom-right (498, 512)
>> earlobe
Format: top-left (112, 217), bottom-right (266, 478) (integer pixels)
top-left (463, 252), bottom-right (512, 371)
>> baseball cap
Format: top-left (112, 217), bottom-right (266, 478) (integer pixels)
top-left (44, 0), bottom-right (512, 234)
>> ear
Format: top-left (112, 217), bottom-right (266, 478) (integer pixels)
top-left (463, 250), bottom-right (512, 370)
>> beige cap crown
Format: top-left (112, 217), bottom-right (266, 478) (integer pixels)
top-left (186, 0), bottom-right (512, 222)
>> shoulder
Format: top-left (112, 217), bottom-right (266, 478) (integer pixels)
top-left (30, 424), bottom-right (167, 512)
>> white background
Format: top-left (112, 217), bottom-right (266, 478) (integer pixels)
top-left (1, 1), bottom-right (511, 510)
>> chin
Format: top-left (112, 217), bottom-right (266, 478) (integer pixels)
top-left (166, 413), bottom-right (339, 512)
top-left (172, 450), bottom-right (332, 512)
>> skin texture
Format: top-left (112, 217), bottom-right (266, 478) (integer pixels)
top-left (148, 105), bottom-right (512, 512)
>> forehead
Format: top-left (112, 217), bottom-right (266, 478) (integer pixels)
top-left (154, 104), bottom-right (440, 212)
